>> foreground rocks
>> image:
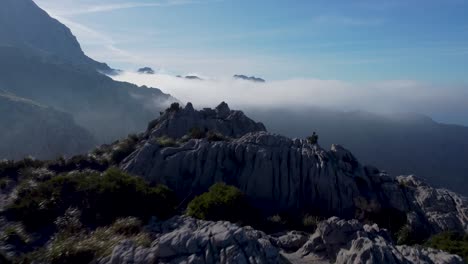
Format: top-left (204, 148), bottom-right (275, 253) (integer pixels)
top-left (102, 216), bottom-right (463, 264)
top-left (122, 103), bottom-right (468, 235)
top-left (101, 216), bottom-right (281, 264)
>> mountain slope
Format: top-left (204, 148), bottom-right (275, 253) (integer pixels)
top-left (0, 0), bottom-right (111, 72)
top-left (246, 108), bottom-right (468, 195)
top-left (0, 46), bottom-right (175, 143)
top-left (0, 91), bottom-right (96, 160)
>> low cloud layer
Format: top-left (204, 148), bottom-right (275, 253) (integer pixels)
top-left (114, 72), bottom-right (468, 126)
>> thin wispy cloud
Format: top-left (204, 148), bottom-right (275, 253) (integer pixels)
top-left (35, 0), bottom-right (199, 17)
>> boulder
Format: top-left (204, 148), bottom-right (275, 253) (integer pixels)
top-left (101, 216), bottom-right (281, 264)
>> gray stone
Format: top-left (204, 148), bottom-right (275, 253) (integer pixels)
top-left (102, 216), bottom-right (281, 264)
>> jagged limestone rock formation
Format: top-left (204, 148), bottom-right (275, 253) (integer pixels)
top-left (100, 216), bottom-right (281, 264)
top-left (292, 217), bottom-right (464, 264)
top-left (122, 103), bottom-right (468, 235)
top-left (148, 102), bottom-right (266, 139)
top-left (102, 216), bottom-right (463, 264)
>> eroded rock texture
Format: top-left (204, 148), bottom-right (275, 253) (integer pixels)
top-left (122, 103), bottom-right (468, 235)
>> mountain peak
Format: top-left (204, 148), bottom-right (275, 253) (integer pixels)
top-left (147, 102), bottom-right (266, 139)
top-left (0, 0), bottom-right (113, 73)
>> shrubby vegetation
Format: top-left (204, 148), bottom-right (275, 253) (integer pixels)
top-left (0, 157), bottom-right (44, 180)
top-left (48, 155), bottom-right (109, 173)
top-left (110, 134), bottom-right (139, 164)
top-left (425, 232), bottom-right (468, 262)
top-left (24, 212), bottom-right (151, 264)
top-left (6, 168), bottom-right (177, 230)
top-left (155, 136), bottom-right (179, 147)
top-left (186, 183), bottom-right (322, 233)
top-left (188, 127), bottom-right (206, 139)
top-left (187, 183), bottom-right (250, 223)
top-left (206, 131), bottom-right (228, 142)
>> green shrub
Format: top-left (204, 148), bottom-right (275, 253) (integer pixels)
top-left (187, 183), bottom-right (250, 223)
top-left (425, 232), bottom-right (468, 262)
top-left (396, 225), bottom-right (415, 245)
top-left (110, 136), bottom-right (139, 164)
top-left (0, 224), bottom-right (31, 246)
top-left (41, 217), bottom-right (151, 264)
top-left (48, 155), bottom-right (108, 173)
top-left (189, 127), bottom-right (206, 139)
top-left (7, 168), bottom-right (177, 230)
top-left (206, 131), bottom-right (227, 142)
top-left (155, 136), bottom-right (178, 148)
top-left (110, 217), bottom-right (143, 235)
top-left (0, 157), bottom-right (44, 179)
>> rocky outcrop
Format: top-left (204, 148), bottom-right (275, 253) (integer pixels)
top-left (148, 102), bottom-right (266, 139)
top-left (289, 217), bottom-right (464, 264)
top-left (122, 103), bottom-right (468, 235)
top-left (101, 216), bottom-right (281, 264)
top-left (101, 216), bottom-right (462, 264)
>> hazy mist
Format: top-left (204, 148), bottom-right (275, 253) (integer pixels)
top-left (114, 72), bottom-right (468, 126)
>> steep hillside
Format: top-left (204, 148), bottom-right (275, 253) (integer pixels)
top-left (0, 91), bottom-right (96, 160)
top-left (0, 46), bottom-right (175, 143)
top-left (0, 0), bottom-right (111, 72)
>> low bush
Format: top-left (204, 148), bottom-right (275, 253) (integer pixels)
top-left (0, 157), bottom-right (44, 179)
top-left (7, 168), bottom-right (177, 230)
top-left (189, 127), bottom-right (206, 139)
top-left (187, 183), bottom-right (250, 223)
top-left (206, 131), bottom-right (227, 142)
top-left (110, 135), bottom-right (139, 164)
top-left (155, 136), bottom-right (178, 148)
top-left (47, 155), bottom-right (108, 173)
top-left (35, 219), bottom-right (150, 264)
top-left (425, 232), bottom-right (468, 262)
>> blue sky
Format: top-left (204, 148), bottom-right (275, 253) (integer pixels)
top-left (34, 0), bottom-right (468, 83)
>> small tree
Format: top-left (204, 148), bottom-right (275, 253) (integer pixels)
top-left (307, 132), bottom-right (319, 144)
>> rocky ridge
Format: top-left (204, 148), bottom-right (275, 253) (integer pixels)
top-left (102, 216), bottom-right (463, 264)
top-left (122, 102), bottom-right (468, 236)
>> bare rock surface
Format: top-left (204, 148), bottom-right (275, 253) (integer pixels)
top-left (122, 103), bottom-right (467, 235)
top-left (148, 102), bottom-right (266, 139)
top-left (290, 217), bottom-right (464, 264)
top-left (101, 216), bottom-right (281, 264)
top-left (102, 216), bottom-right (463, 264)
